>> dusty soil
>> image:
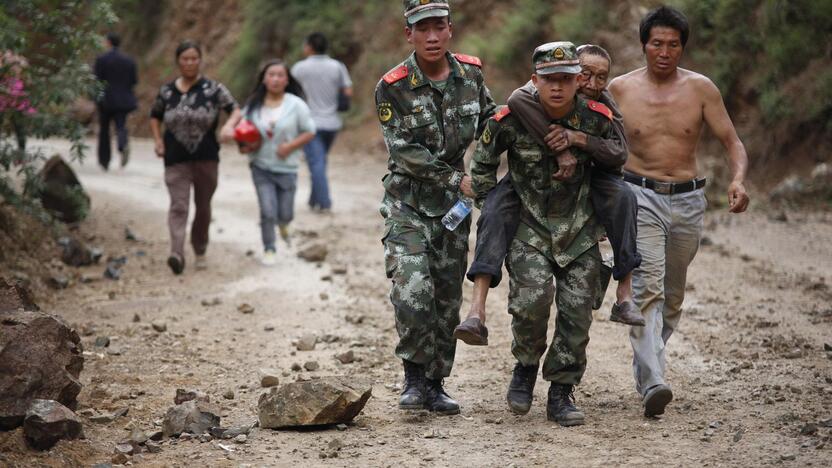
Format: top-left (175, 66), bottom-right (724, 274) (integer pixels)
top-left (1, 138), bottom-right (830, 467)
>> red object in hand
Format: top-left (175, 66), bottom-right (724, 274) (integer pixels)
top-left (234, 119), bottom-right (261, 144)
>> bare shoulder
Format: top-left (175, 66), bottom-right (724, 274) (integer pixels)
top-left (609, 67), bottom-right (647, 92)
top-left (679, 68), bottom-right (721, 96)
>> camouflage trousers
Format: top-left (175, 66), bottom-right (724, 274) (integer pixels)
top-left (506, 238), bottom-right (600, 384)
top-left (381, 195), bottom-right (470, 380)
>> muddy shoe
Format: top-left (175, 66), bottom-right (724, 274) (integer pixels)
top-left (609, 301), bottom-right (645, 326)
top-left (425, 379), bottom-right (459, 415)
top-left (546, 384), bottom-right (585, 427)
top-left (643, 384), bottom-right (673, 417)
top-left (453, 317), bottom-right (489, 346)
top-left (399, 360), bottom-right (426, 410)
top-left (167, 254), bottom-right (184, 275)
top-left (506, 362), bottom-right (538, 415)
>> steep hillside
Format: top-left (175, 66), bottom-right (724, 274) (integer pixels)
top-left (111, 0), bottom-right (831, 193)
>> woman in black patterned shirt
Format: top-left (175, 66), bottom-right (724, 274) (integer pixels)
top-left (150, 40), bottom-right (240, 275)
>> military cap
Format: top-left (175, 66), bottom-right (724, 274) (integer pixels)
top-left (532, 41), bottom-right (582, 75)
top-left (403, 0), bottom-right (450, 25)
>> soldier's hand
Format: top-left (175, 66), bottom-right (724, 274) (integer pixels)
top-left (727, 181), bottom-right (749, 213)
top-left (460, 175), bottom-right (475, 198)
top-left (552, 150), bottom-right (577, 181)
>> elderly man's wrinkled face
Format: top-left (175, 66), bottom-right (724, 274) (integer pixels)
top-left (578, 54), bottom-right (610, 100)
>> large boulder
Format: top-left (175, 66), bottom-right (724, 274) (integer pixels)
top-left (22, 399), bottom-right (84, 450)
top-left (162, 399), bottom-right (220, 437)
top-left (0, 308), bottom-right (84, 430)
top-left (257, 378), bottom-right (372, 429)
top-left (35, 155), bottom-right (90, 223)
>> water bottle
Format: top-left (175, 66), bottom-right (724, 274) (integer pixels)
top-left (442, 196), bottom-right (473, 231)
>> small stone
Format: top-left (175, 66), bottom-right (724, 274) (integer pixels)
top-left (148, 430), bottom-right (163, 441)
top-left (47, 275), bottom-right (69, 289)
top-left (234, 434), bottom-right (247, 444)
top-left (199, 433), bottom-right (212, 443)
top-left (114, 442), bottom-right (135, 456)
top-left (201, 298), bottom-right (222, 307)
top-left (780, 454), bottom-right (796, 461)
top-left (223, 390), bottom-right (235, 400)
top-left (22, 400), bottom-right (84, 450)
top-left (290, 363), bottom-right (302, 372)
top-left (336, 350), bottom-right (355, 364)
top-left (145, 440), bottom-right (162, 453)
top-left (237, 303), bottom-right (255, 314)
top-left (304, 361), bottom-right (320, 371)
top-left (132, 313), bottom-right (141, 323)
top-left (783, 348), bottom-right (803, 359)
top-left (152, 321), bottom-right (167, 333)
top-left (733, 428), bottom-right (744, 442)
top-left (296, 334), bottom-right (317, 351)
top-left (332, 265), bottom-right (348, 275)
top-left (128, 428), bottom-right (148, 445)
top-left (259, 369), bottom-right (280, 388)
top-left (319, 292), bottom-right (330, 300)
top-left (174, 388), bottom-right (209, 405)
top-left (264, 325), bottom-right (275, 332)
top-left (95, 336), bottom-right (110, 347)
top-left (297, 243), bottom-right (328, 262)
top-left (708, 421), bottom-right (721, 429)
top-left (800, 423), bottom-right (818, 435)
top-left (335, 424), bottom-right (347, 431)
top-left (824, 343), bottom-right (832, 352)
top-left (111, 452), bottom-right (130, 464)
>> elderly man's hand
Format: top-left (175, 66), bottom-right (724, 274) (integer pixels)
top-left (552, 150), bottom-right (577, 181)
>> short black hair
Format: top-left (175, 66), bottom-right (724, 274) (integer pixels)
top-left (175, 40), bottom-right (202, 60)
top-left (577, 44), bottom-right (611, 66)
top-left (639, 5), bottom-right (689, 49)
top-left (306, 32), bottom-right (328, 54)
top-left (106, 32), bottom-right (121, 48)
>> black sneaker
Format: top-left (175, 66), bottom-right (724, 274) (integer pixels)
top-left (398, 360), bottom-right (426, 410)
top-left (506, 362), bottom-right (538, 414)
top-left (167, 254), bottom-right (184, 275)
top-left (546, 383), bottom-right (585, 427)
top-left (424, 378), bottom-right (460, 415)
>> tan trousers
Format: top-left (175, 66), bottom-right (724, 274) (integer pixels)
top-left (629, 185), bottom-right (706, 396)
top-left (164, 161), bottom-right (218, 259)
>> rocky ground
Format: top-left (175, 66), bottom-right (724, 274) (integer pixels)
top-left (1, 138), bottom-right (830, 467)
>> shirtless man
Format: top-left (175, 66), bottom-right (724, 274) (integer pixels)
top-left (608, 5), bottom-right (750, 418)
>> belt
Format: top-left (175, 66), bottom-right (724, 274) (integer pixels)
top-left (623, 172), bottom-right (706, 195)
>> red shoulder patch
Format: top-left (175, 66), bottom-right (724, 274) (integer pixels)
top-left (586, 100), bottom-right (613, 121)
top-left (454, 53), bottom-right (482, 68)
top-left (383, 65), bottom-right (409, 84)
top-left (493, 107), bottom-right (511, 122)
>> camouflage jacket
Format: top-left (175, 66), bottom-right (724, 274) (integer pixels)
top-left (375, 51), bottom-right (496, 217)
top-left (470, 96), bottom-right (613, 267)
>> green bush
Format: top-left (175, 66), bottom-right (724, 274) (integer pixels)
top-left (0, 0), bottom-right (114, 208)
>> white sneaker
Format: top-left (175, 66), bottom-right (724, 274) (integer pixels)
top-left (261, 250), bottom-right (276, 266)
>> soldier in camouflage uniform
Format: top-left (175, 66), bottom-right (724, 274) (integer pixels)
top-left (470, 42), bottom-right (613, 426)
top-left (375, 0), bottom-right (496, 414)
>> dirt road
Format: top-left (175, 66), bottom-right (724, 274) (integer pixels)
top-left (2, 138), bottom-right (830, 467)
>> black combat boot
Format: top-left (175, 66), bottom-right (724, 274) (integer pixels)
top-left (424, 378), bottom-right (460, 415)
top-left (546, 383), bottom-right (585, 427)
top-left (506, 362), bottom-right (538, 415)
top-left (399, 360), bottom-right (426, 410)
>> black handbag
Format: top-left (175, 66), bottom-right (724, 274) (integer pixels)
top-left (336, 89), bottom-right (350, 112)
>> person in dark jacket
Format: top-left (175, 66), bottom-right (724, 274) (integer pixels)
top-left (94, 32), bottom-right (137, 170)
